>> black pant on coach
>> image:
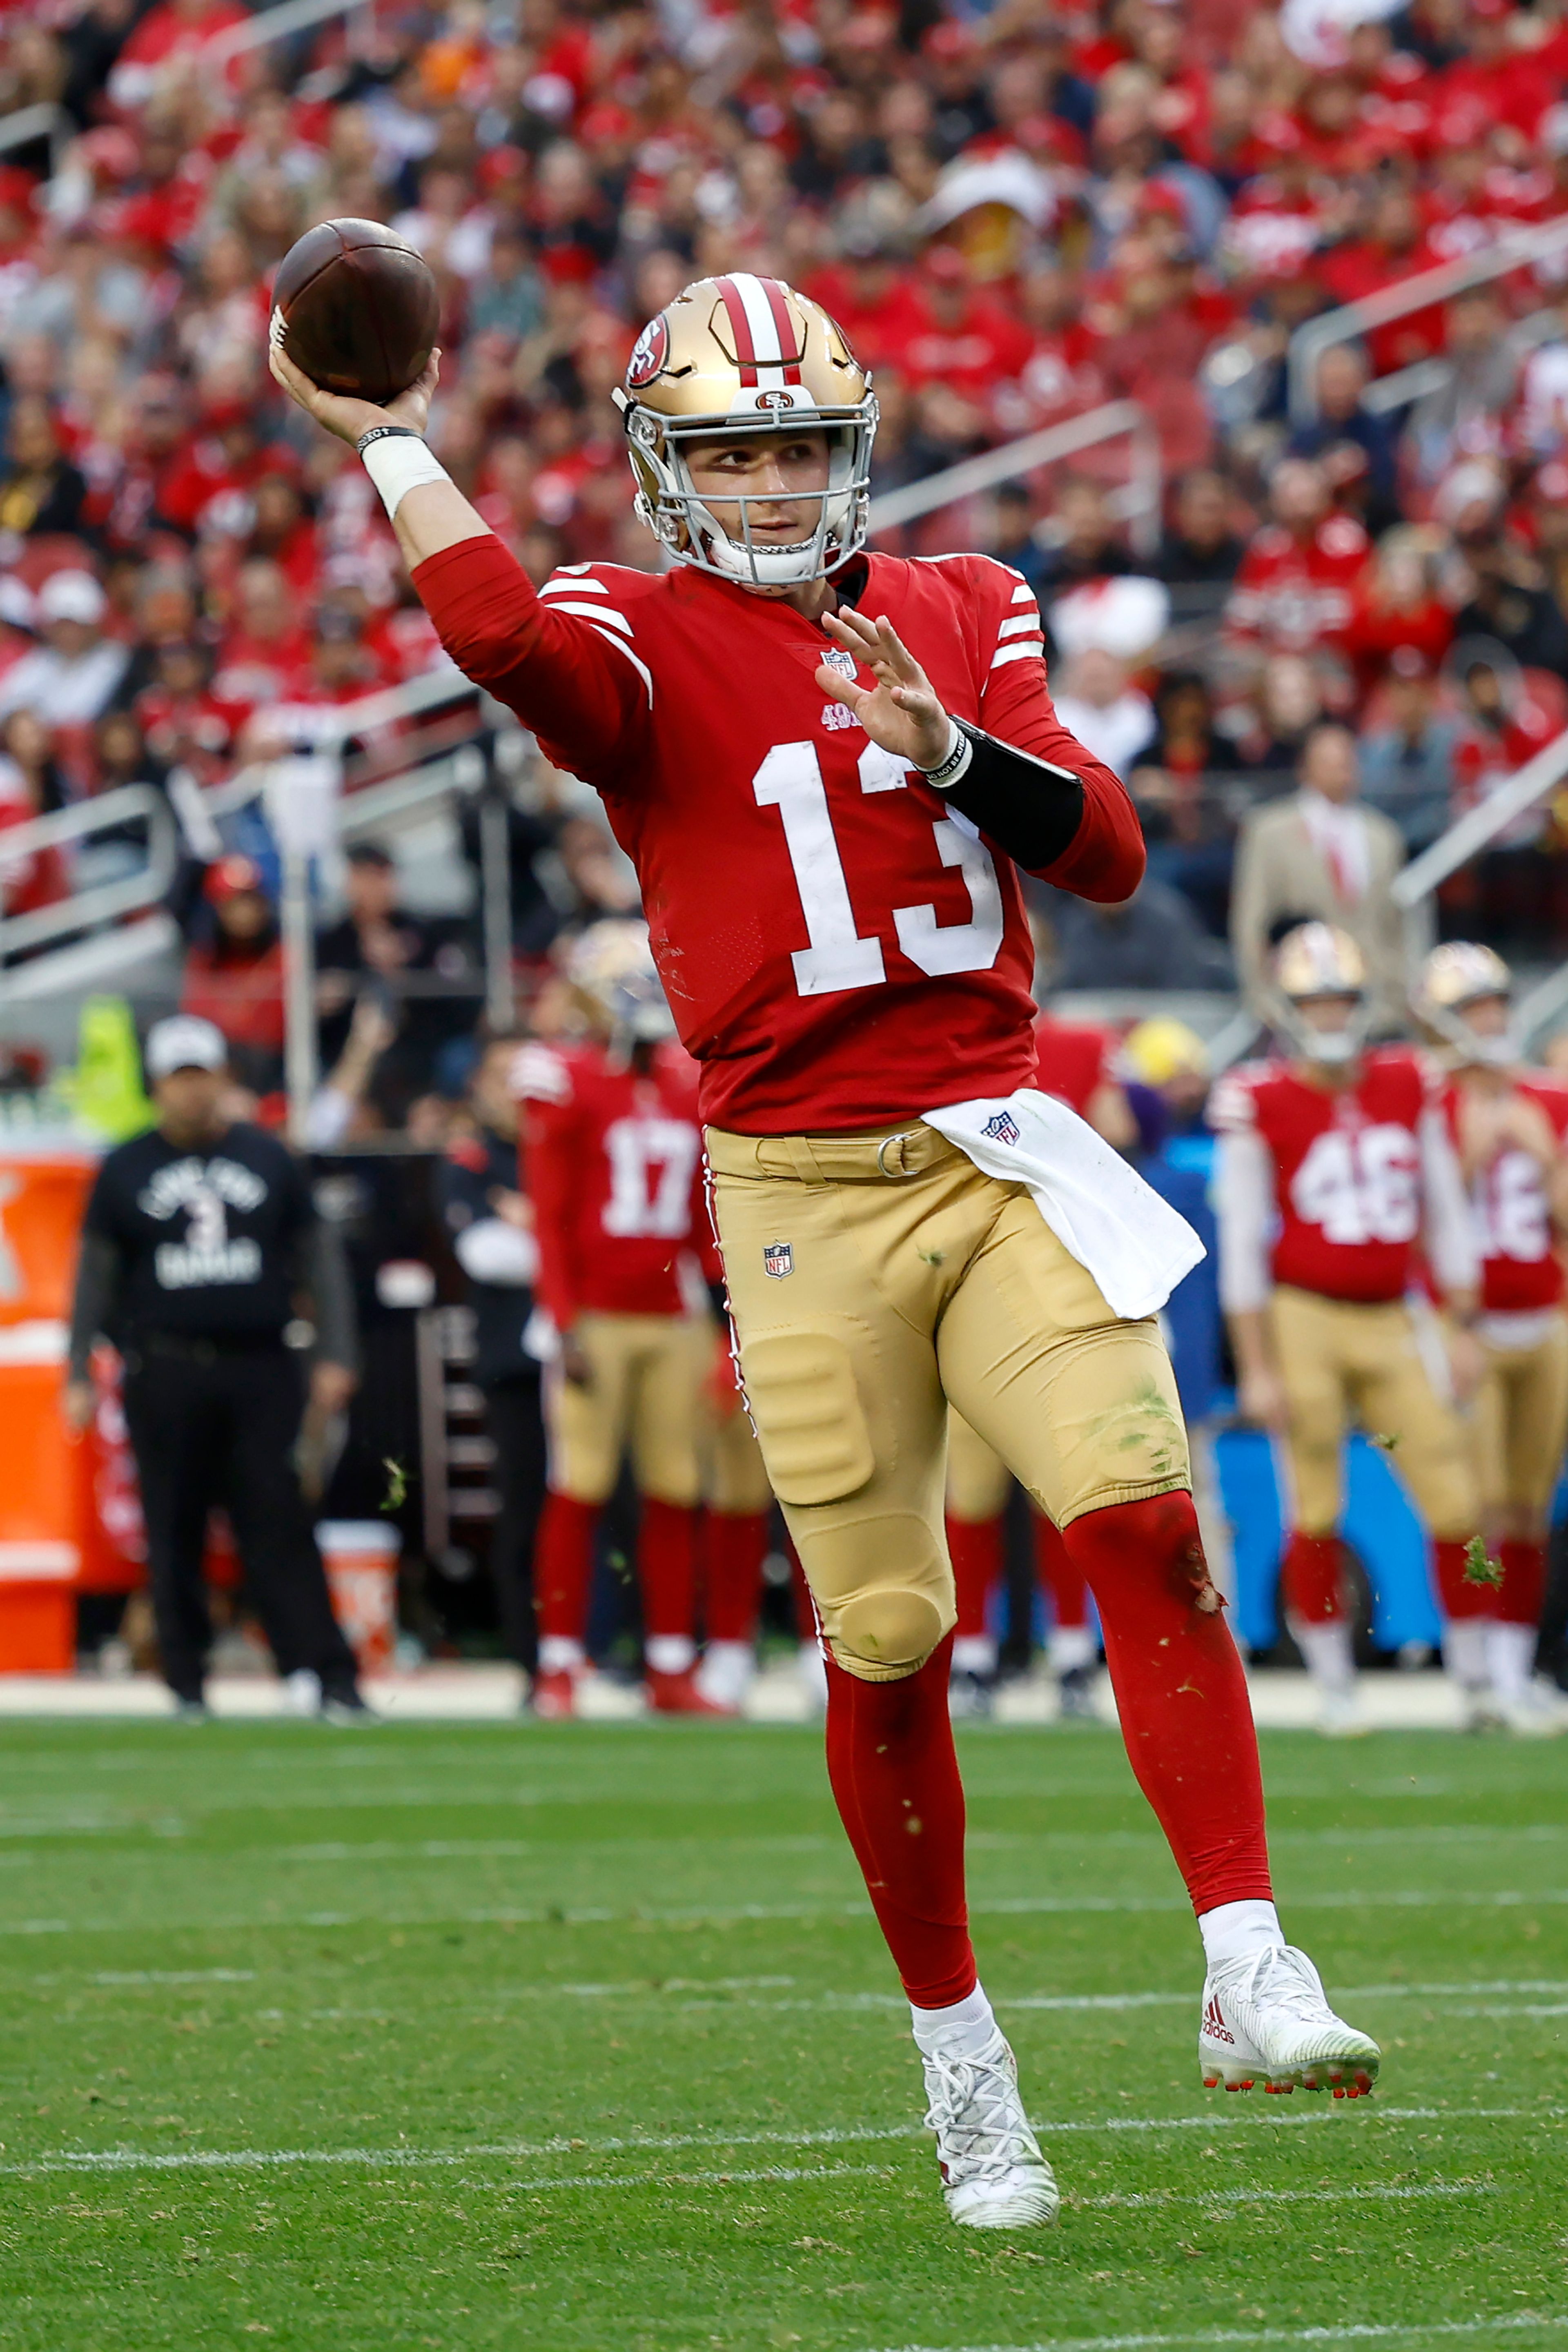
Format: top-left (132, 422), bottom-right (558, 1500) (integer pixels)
top-left (122, 1340), bottom-right (359, 1704)
top-left (482, 1372), bottom-right (547, 1674)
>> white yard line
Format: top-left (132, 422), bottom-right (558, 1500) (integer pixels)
top-left (0, 2105), bottom-right (1553, 2180)
top-left (863, 2313), bottom-right (1568, 2352)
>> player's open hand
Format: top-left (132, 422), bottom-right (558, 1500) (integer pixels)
top-left (268, 322), bottom-right (440, 448)
top-left (815, 607), bottom-right (952, 771)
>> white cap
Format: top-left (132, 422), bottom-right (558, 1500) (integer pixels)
top-left (36, 569), bottom-right (106, 627)
top-left (144, 1015), bottom-right (227, 1079)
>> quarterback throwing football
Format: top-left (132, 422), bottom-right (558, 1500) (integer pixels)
top-left (272, 274), bottom-right (1378, 2229)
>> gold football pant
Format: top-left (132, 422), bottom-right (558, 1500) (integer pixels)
top-left (705, 1121), bottom-right (1190, 1683)
top-left (1472, 1312), bottom-right (1568, 1530)
top-left (545, 1310), bottom-right (707, 1508)
top-left (1270, 1285), bottom-right (1476, 1539)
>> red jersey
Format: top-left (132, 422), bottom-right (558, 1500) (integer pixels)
top-left (414, 540), bottom-right (1141, 1134)
top-left (1444, 1075), bottom-right (1568, 1315)
top-left (1211, 1049), bottom-right (1430, 1304)
top-left (518, 1039), bottom-right (708, 1325)
top-left (1034, 1012), bottom-right (1115, 1119)
top-left (1225, 515), bottom-right (1369, 655)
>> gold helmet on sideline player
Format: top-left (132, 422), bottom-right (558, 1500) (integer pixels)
top-left (611, 272), bottom-right (877, 588)
top-left (1272, 922), bottom-right (1370, 1067)
top-left (565, 918), bottom-right (676, 1047)
top-left (1412, 940), bottom-right (1517, 1069)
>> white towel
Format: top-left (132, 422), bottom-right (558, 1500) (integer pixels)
top-left (922, 1087), bottom-right (1205, 1323)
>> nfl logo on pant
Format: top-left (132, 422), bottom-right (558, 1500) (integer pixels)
top-left (982, 1111), bottom-right (1021, 1145)
top-left (763, 1241), bottom-right (794, 1279)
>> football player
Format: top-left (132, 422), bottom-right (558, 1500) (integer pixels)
top-left (694, 1328), bottom-right (776, 1712)
top-left (1415, 943), bottom-right (1568, 1734)
top-left (1213, 923), bottom-right (1483, 1732)
top-left (275, 276), bottom-right (1380, 2232)
top-left (519, 922), bottom-right (730, 1720)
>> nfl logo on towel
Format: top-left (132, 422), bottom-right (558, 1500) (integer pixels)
top-left (763, 1241), bottom-right (794, 1279)
top-left (982, 1111), bottom-right (1021, 1146)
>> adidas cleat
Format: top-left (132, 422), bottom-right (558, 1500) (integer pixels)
top-left (1199, 1944), bottom-right (1380, 2099)
top-left (921, 2029), bottom-right (1059, 2229)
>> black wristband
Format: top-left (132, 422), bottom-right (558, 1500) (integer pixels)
top-left (355, 424), bottom-right (425, 454)
top-left (934, 717), bottom-right (1085, 873)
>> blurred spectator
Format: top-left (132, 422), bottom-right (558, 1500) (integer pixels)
top-left (1131, 671), bottom-right (1244, 936)
top-left (1035, 476), bottom-right (1133, 612)
top-left (0, 572), bottom-right (128, 731)
top-left (1045, 876), bottom-right (1232, 993)
top-left (180, 853), bottom-right (286, 1090)
top-left (1225, 459), bottom-right (1369, 660)
top-left (1231, 722), bottom-right (1408, 1027)
top-left (1052, 646), bottom-right (1156, 779)
top-left (1156, 469), bottom-right (1246, 616)
top-left (1358, 652), bottom-right (1466, 855)
top-left (315, 843), bottom-right (476, 1118)
top-left (0, 397), bottom-right (87, 539)
top-left (1286, 343), bottom-right (1398, 537)
top-left (1452, 539), bottom-right (1568, 677)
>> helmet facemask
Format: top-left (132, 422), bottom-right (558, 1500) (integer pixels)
top-left (626, 404), bottom-right (876, 588)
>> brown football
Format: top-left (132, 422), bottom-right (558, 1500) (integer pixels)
top-left (272, 218), bottom-right (440, 405)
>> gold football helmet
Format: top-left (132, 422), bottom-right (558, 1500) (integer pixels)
top-left (565, 918), bottom-right (675, 1046)
top-left (1272, 922), bottom-right (1369, 1065)
top-left (611, 273), bottom-right (877, 587)
top-left (1413, 940), bottom-right (1515, 1067)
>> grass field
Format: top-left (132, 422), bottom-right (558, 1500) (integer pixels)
top-left (0, 1715), bottom-right (1565, 2352)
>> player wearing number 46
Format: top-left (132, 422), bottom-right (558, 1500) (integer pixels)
top-left (272, 271), bottom-right (1380, 2232)
top-left (1211, 923), bottom-right (1493, 1736)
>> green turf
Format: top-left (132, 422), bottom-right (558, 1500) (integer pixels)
top-left (0, 1716), bottom-right (1564, 2352)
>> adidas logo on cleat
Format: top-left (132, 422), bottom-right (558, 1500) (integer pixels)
top-left (1203, 1996), bottom-right (1234, 2045)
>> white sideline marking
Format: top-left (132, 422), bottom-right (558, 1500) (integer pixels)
top-left (865, 2313), bottom-right (1568, 2352)
top-left (1084, 2181), bottom-right (1494, 2210)
top-left (1, 2107), bottom-right (1554, 2180)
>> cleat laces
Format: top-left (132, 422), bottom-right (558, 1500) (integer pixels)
top-left (922, 2041), bottom-right (1039, 2185)
top-left (1220, 1944), bottom-right (1327, 2025)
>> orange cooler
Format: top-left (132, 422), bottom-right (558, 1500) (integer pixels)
top-left (0, 1140), bottom-right (100, 1669)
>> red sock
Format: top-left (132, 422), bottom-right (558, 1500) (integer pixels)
top-left (1498, 1539), bottom-right (1547, 1628)
top-left (639, 1498), bottom-right (698, 1641)
top-left (1433, 1535), bottom-right (1491, 1621)
top-left (704, 1511), bottom-right (768, 1642)
top-left (535, 1492), bottom-right (598, 1643)
top-left (823, 1633), bottom-right (976, 2008)
top-left (1063, 1493), bottom-right (1273, 1915)
top-left (1281, 1532), bottom-right (1344, 1623)
top-left (946, 1513), bottom-right (1002, 1641)
top-left (1032, 1512), bottom-right (1088, 1628)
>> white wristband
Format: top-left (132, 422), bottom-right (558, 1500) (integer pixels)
top-left (361, 434), bottom-right (450, 520)
top-left (919, 716), bottom-right (973, 790)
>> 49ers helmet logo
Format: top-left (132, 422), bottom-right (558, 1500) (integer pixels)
top-left (626, 313), bottom-right (669, 390)
top-left (754, 388), bottom-right (797, 410)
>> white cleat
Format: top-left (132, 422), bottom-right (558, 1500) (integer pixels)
top-left (1317, 1687), bottom-right (1370, 1740)
top-left (695, 1639), bottom-right (755, 1713)
top-left (1499, 1682), bottom-right (1568, 1738)
top-left (921, 2030), bottom-right (1059, 2228)
top-left (1199, 1944), bottom-right (1380, 2100)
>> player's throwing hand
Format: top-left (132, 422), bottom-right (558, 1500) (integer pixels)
top-left (816, 607), bottom-right (952, 771)
top-left (268, 330), bottom-right (441, 450)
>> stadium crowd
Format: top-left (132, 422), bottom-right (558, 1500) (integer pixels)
top-left (9, 0), bottom-right (1568, 1720)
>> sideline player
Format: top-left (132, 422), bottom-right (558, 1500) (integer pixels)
top-left (1213, 924), bottom-right (1483, 1732)
top-left (946, 1004), bottom-right (1132, 1716)
top-left (519, 922), bottom-right (728, 1719)
top-left (1416, 943), bottom-right (1568, 1733)
top-left (273, 275), bottom-right (1379, 2230)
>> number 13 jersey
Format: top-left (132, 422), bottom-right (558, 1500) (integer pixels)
top-left (413, 535), bottom-right (1143, 1134)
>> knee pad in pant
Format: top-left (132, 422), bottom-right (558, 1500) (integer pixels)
top-left (797, 1510), bottom-right (954, 1684)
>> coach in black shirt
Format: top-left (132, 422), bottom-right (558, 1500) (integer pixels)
top-left (65, 1016), bottom-right (367, 1719)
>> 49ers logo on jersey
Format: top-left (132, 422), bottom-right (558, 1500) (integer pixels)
top-left (626, 314), bottom-right (669, 390)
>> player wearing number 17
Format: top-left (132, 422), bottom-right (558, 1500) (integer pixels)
top-left (270, 272), bottom-right (1379, 2230)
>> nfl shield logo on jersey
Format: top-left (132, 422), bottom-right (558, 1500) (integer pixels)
top-left (763, 1240), bottom-right (794, 1279)
top-left (982, 1111), bottom-right (1022, 1146)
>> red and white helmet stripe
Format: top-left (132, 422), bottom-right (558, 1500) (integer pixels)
top-left (714, 273), bottom-right (805, 397)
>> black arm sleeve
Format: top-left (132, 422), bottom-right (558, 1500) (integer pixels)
top-left (67, 1231), bottom-right (126, 1383)
top-left (294, 1220), bottom-right (359, 1374)
top-left (936, 719), bottom-right (1086, 873)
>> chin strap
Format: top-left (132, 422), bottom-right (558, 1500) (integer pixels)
top-left (918, 717), bottom-right (1085, 873)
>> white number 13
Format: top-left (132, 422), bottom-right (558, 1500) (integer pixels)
top-left (752, 739), bottom-right (1004, 998)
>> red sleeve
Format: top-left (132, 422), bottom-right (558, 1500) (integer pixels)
top-left (523, 1091), bottom-right (587, 1330)
top-left (979, 647), bottom-right (1147, 902)
top-left (411, 534), bottom-right (653, 781)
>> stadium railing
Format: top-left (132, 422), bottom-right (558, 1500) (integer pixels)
top-left (0, 102), bottom-right (72, 174)
top-left (203, 0), bottom-right (369, 71)
top-left (1287, 216), bottom-right (1568, 424)
top-left (867, 399), bottom-right (1163, 559)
